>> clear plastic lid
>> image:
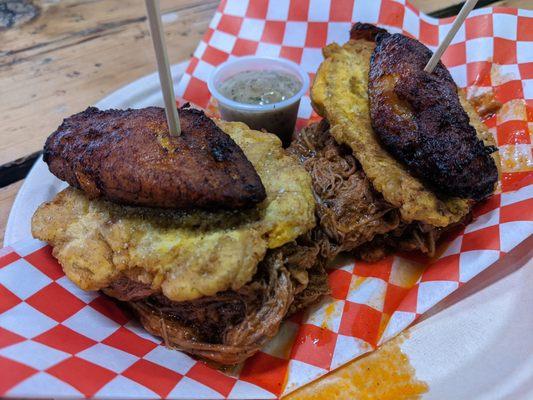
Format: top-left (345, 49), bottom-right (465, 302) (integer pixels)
top-left (207, 56), bottom-right (310, 112)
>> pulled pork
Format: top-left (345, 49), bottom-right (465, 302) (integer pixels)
top-left (103, 240), bottom-right (329, 365)
top-left (289, 120), bottom-right (468, 262)
top-left (289, 119), bottom-right (399, 258)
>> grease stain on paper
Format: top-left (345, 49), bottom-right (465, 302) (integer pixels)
top-left (284, 334), bottom-right (428, 400)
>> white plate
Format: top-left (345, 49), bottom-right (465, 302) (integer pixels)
top-left (5, 62), bottom-right (532, 399)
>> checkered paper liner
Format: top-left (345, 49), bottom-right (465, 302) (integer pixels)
top-left (1, 0), bottom-right (532, 398)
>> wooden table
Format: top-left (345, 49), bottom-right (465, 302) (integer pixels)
top-left (0, 0), bottom-right (531, 245)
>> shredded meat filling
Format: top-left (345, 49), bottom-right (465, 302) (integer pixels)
top-left (290, 119), bottom-right (399, 258)
top-left (103, 240), bottom-right (329, 365)
top-left (289, 121), bottom-right (469, 262)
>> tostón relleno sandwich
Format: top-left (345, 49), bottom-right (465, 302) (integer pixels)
top-left (32, 105), bottom-right (329, 365)
top-left (288, 23), bottom-right (499, 262)
top-left (31, 22), bottom-right (499, 366)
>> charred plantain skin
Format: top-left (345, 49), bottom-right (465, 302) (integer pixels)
top-left (43, 105), bottom-right (266, 210)
top-left (365, 29), bottom-right (498, 201)
top-left (350, 22), bottom-right (388, 42)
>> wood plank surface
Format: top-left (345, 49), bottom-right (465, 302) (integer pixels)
top-left (417, 0), bottom-right (529, 14)
top-left (490, 0), bottom-right (533, 7)
top-left (0, 180), bottom-right (23, 247)
top-left (0, 0), bottom-right (217, 166)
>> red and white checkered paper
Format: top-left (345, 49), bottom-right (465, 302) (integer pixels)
top-left (1, 0), bottom-right (532, 398)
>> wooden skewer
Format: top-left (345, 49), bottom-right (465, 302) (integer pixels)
top-left (145, 0), bottom-right (181, 136)
top-left (424, 0), bottom-right (479, 73)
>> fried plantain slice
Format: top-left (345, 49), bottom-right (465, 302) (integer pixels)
top-left (368, 32), bottom-right (498, 201)
top-left (43, 105), bottom-right (266, 210)
top-left (311, 34), bottom-right (471, 227)
top-left (349, 22), bottom-right (388, 42)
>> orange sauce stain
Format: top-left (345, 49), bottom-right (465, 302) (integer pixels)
top-left (377, 314), bottom-right (391, 343)
top-left (281, 363), bottom-right (290, 397)
top-left (389, 259), bottom-right (426, 289)
top-left (321, 302), bottom-right (337, 329)
top-left (497, 99), bottom-right (527, 124)
top-left (284, 334), bottom-right (428, 400)
top-left (350, 276), bottom-right (367, 291)
top-left (468, 90), bottom-right (502, 120)
top-left (490, 63), bottom-right (516, 87)
top-left (500, 145), bottom-right (533, 173)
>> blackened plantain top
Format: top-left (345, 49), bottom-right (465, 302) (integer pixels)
top-left (349, 22), bottom-right (388, 42)
top-left (43, 105), bottom-right (266, 209)
top-left (367, 30), bottom-right (498, 201)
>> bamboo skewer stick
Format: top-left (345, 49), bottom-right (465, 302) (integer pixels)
top-left (424, 0), bottom-right (479, 74)
top-left (145, 0), bottom-right (181, 136)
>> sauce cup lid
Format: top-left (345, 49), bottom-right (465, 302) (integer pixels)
top-left (207, 56), bottom-right (310, 112)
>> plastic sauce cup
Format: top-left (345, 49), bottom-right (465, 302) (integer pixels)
top-left (208, 56), bottom-right (310, 147)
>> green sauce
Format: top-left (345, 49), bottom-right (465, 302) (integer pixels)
top-left (219, 70), bottom-right (302, 105)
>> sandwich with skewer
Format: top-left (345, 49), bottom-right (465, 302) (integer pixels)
top-left (32, 105), bottom-right (328, 365)
top-left (31, 23), bottom-right (499, 366)
top-left (289, 23), bottom-right (499, 262)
